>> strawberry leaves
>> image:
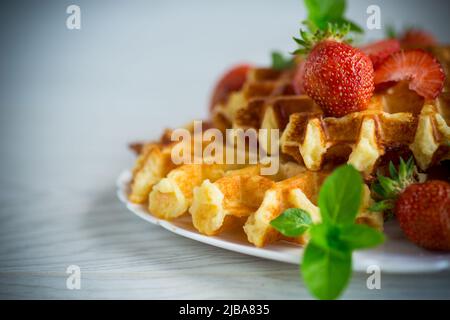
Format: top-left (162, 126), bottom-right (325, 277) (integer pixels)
top-left (292, 23), bottom-right (351, 55)
top-left (370, 157), bottom-right (418, 214)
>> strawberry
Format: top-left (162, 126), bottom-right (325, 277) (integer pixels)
top-left (300, 40), bottom-right (374, 117)
top-left (395, 180), bottom-right (450, 251)
top-left (371, 158), bottom-right (450, 251)
top-left (400, 29), bottom-right (437, 48)
top-left (374, 50), bottom-right (445, 99)
top-left (210, 64), bottom-right (251, 110)
top-left (361, 39), bottom-right (401, 69)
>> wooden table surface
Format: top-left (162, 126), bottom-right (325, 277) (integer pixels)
top-left (1, 0), bottom-right (449, 299)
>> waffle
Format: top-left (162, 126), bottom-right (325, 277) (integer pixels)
top-left (129, 127), bottom-right (226, 204)
top-left (149, 163), bottom-right (243, 219)
top-left (211, 68), bottom-right (298, 132)
top-left (129, 145), bottom-right (383, 247)
top-left (129, 142), bottom-right (177, 204)
top-left (212, 49), bottom-right (450, 175)
top-left (244, 171), bottom-right (382, 247)
top-left (190, 173), bottom-right (275, 235)
top-left (281, 86), bottom-right (450, 175)
top-left (144, 161), bottom-right (383, 246)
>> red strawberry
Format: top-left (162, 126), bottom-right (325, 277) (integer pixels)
top-left (395, 180), bottom-right (450, 251)
top-left (400, 29), bottom-right (437, 48)
top-left (372, 159), bottom-right (450, 251)
top-left (301, 40), bottom-right (375, 117)
top-left (374, 50), bottom-right (445, 99)
top-left (210, 64), bottom-right (251, 110)
top-left (361, 39), bottom-right (401, 69)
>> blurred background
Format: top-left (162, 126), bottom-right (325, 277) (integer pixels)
top-left (0, 0), bottom-right (449, 188)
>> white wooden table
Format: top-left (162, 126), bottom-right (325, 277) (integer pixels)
top-left (0, 0), bottom-right (449, 299)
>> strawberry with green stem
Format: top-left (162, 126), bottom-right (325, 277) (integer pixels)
top-left (292, 24), bottom-right (375, 117)
top-left (370, 157), bottom-right (418, 216)
top-left (371, 157), bottom-right (450, 251)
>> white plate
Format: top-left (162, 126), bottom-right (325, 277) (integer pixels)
top-left (117, 170), bottom-right (450, 273)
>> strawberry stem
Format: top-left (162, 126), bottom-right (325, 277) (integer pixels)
top-left (292, 22), bottom-right (352, 55)
top-left (369, 157), bottom-right (419, 216)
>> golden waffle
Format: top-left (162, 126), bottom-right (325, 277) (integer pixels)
top-left (129, 145), bottom-right (383, 247)
top-left (149, 163), bottom-right (242, 220)
top-left (190, 174), bottom-right (275, 235)
top-left (281, 83), bottom-right (450, 174)
top-left (211, 68), bottom-right (297, 131)
top-left (243, 172), bottom-right (383, 247)
top-left (129, 143), bottom-right (177, 203)
top-left (129, 127), bottom-right (228, 205)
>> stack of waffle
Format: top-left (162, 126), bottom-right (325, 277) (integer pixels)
top-left (128, 46), bottom-right (450, 248)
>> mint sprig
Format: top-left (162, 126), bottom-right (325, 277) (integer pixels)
top-left (270, 165), bottom-right (385, 300)
top-left (304, 0), bottom-right (363, 33)
top-left (318, 162), bottom-right (362, 225)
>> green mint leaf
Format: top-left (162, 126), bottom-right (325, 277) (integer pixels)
top-left (271, 51), bottom-right (295, 70)
top-left (305, 0), bottom-right (346, 22)
top-left (308, 223), bottom-right (349, 253)
top-left (302, 239), bottom-right (352, 300)
top-left (318, 164), bottom-right (363, 225)
top-left (337, 224), bottom-right (385, 250)
top-left (303, 0), bottom-right (363, 34)
top-left (270, 208), bottom-right (312, 237)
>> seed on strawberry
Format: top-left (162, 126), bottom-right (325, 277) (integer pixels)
top-left (300, 40), bottom-right (375, 117)
top-left (361, 39), bottom-right (401, 69)
top-left (395, 180), bottom-right (450, 251)
top-left (374, 50), bottom-right (445, 99)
